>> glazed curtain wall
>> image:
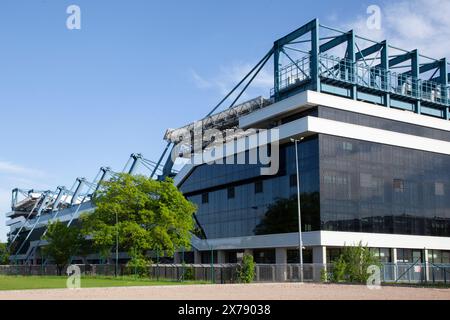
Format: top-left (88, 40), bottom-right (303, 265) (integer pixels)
top-left (319, 134), bottom-right (450, 236)
top-left (180, 138), bottom-right (320, 239)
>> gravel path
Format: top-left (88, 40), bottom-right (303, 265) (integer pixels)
top-left (0, 283), bottom-right (449, 300)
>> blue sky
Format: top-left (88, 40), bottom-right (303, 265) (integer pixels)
top-left (1, 0), bottom-right (449, 242)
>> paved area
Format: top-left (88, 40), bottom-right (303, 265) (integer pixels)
top-left (0, 283), bottom-right (449, 300)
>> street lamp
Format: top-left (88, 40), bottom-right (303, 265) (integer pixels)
top-left (290, 137), bottom-right (304, 282)
top-left (115, 211), bottom-right (119, 277)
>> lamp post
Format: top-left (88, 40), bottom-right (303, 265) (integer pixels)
top-left (115, 211), bottom-right (119, 277)
top-left (291, 137), bottom-right (304, 282)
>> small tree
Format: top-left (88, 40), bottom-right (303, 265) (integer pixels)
top-left (42, 221), bottom-right (84, 275)
top-left (238, 254), bottom-right (255, 283)
top-left (0, 243), bottom-right (9, 265)
top-left (331, 242), bottom-right (380, 284)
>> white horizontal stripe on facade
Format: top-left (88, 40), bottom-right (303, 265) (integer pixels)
top-left (191, 231), bottom-right (450, 251)
top-left (240, 90), bottom-right (450, 132)
top-left (306, 117), bottom-right (450, 155)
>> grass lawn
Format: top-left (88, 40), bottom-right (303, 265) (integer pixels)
top-left (0, 275), bottom-right (206, 291)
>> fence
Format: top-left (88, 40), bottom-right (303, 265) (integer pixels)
top-left (381, 263), bottom-right (450, 284)
top-left (1, 263), bottom-right (449, 284)
top-left (0, 264), bottom-right (240, 284)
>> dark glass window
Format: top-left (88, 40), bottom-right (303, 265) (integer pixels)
top-left (327, 248), bottom-right (342, 263)
top-left (180, 138), bottom-right (320, 239)
top-left (397, 249), bottom-right (411, 263)
top-left (370, 248), bottom-right (392, 263)
top-left (393, 179), bottom-right (405, 192)
top-left (320, 134), bottom-right (450, 237)
top-left (227, 187), bottom-right (235, 199)
top-left (290, 174), bottom-right (297, 187)
top-left (201, 251), bottom-right (217, 264)
top-left (253, 249), bottom-right (275, 264)
top-left (287, 249), bottom-right (312, 264)
top-left (435, 182), bottom-right (445, 196)
top-left (201, 193), bottom-right (209, 204)
top-left (254, 181), bottom-right (263, 194)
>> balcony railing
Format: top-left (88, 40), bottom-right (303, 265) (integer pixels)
top-left (276, 53), bottom-right (450, 108)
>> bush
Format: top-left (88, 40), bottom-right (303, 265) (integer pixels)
top-left (330, 242), bottom-right (380, 284)
top-left (320, 268), bottom-right (328, 283)
top-left (0, 243), bottom-right (9, 265)
top-left (331, 256), bottom-right (347, 282)
top-left (126, 255), bottom-right (150, 277)
top-left (238, 254), bottom-right (255, 284)
top-left (183, 264), bottom-right (195, 281)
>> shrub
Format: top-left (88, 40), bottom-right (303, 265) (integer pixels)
top-left (183, 264), bottom-right (195, 281)
top-left (331, 256), bottom-right (347, 282)
top-left (126, 255), bottom-right (150, 277)
top-left (330, 242), bottom-right (380, 284)
top-left (320, 268), bottom-right (328, 283)
top-left (238, 254), bottom-right (255, 284)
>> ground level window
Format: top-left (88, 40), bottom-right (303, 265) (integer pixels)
top-left (370, 248), bottom-right (392, 263)
top-left (287, 249), bottom-right (312, 264)
top-left (326, 248), bottom-right (342, 263)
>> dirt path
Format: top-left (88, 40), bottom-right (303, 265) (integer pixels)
top-left (0, 283), bottom-right (449, 300)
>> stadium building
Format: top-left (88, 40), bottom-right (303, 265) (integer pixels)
top-left (5, 20), bottom-right (450, 270)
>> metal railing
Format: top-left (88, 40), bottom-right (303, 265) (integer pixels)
top-left (381, 263), bottom-right (450, 284)
top-left (275, 53), bottom-right (450, 108)
top-left (1, 262), bottom-right (449, 284)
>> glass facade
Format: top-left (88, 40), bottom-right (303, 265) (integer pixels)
top-left (180, 107), bottom-right (450, 240)
top-left (320, 134), bottom-right (450, 236)
top-left (180, 138), bottom-right (320, 239)
top-left (428, 250), bottom-right (450, 264)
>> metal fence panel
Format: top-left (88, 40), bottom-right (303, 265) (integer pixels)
top-left (1, 263), bottom-right (449, 285)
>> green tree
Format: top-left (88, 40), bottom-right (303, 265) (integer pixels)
top-left (42, 221), bottom-right (84, 275)
top-left (331, 242), bottom-right (380, 283)
top-left (82, 174), bottom-right (196, 265)
top-left (0, 243), bottom-right (10, 265)
top-left (253, 193), bottom-right (319, 235)
top-left (238, 254), bottom-right (255, 283)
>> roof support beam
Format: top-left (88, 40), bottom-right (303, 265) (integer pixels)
top-left (275, 19), bottom-right (318, 46)
top-left (411, 50), bottom-right (421, 114)
top-left (389, 52), bottom-right (412, 68)
top-left (319, 33), bottom-right (349, 53)
top-left (356, 42), bottom-right (384, 61)
top-left (402, 60), bottom-right (440, 76)
top-left (381, 41), bottom-right (390, 107)
top-left (440, 58), bottom-right (449, 120)
top-left (274, 19), bottom-right (320, 99)
top-left (347, 31), bottom-right (357, 99)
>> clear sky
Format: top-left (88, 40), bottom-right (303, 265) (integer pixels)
top-left (0, 0), bottom-right (449, 242)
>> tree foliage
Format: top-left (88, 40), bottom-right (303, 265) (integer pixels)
top-left (331, 242), bottom-right (380, 283)
top-left (42, 221), bottom-right (84, 275)
top-left (238, 254), bottom-right (255, 283)
top-left (0, 243), bottom-right (9, 265)
top-left (82, 174), bottom-right (197, 262)
top-left (253, 193), bottom-right (319, 235)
